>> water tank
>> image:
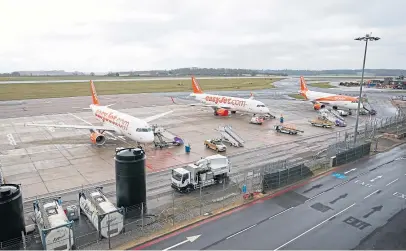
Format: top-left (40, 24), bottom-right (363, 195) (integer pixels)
top-left (115, 148), bottom-right (147, 214)
top-left (0, 184), bottom-right (25, 243)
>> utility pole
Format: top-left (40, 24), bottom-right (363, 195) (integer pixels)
top-left (353, 33), bottom-right (380, 145)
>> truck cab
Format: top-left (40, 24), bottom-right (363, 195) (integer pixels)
top-left (171, 155), bottom-right (231, 192)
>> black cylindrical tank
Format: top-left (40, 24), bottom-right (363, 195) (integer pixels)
top-left (0, 184), bottom-right (26, 243)
top-left (115, 148), bottom-right (147, 214)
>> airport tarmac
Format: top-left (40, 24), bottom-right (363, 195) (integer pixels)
top-left (0, 88), bottom-right (393, 202)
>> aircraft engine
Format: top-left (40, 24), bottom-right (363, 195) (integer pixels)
top-left (313, 103), bottom-right (324, 110)
top-left (90, 132), bottom-right (106, 146)
top-left (216, 108), bottom-right (229, 116)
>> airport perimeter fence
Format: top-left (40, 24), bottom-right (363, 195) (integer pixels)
top-left (74, 177), bottom-right (255, 250)
top-left (2, 113), bottom-right (406, 250)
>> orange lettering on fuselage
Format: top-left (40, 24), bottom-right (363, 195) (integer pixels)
top-left (95, 109), bottom-right (130, 131)
top-left (205, 96), bottom-right (246, 107)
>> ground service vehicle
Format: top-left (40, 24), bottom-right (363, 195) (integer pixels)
top-left (250, 116), bottom-right (264, 125)
top-left (204, 139), bottom-right (227, 152)
top-left (171, 154), bottom-right (231, 192)
top-left (274, 124), bottom-right (304, 135)
top-left (309, 118), bottom-right (334, 128)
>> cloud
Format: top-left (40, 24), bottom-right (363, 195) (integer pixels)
top-left (0, 0), bottom-right (405, 72)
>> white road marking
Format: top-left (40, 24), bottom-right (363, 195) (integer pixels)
top-left (364, 189), bottom-right (380, 199)
top-left (226, 224), bottom-right (257, 240)
top-left (305, 193), bottom-right (325, 202)
top-left (273, 203), bottom-right (356, 251)
top-left (6, 133), bottom-right (16, 146)
top-left (269, 207), bottom-right (294, 220)
top-left (386, 178), bottom-right (399, 187)
top-left (162, 235), bottom-right (201, 251)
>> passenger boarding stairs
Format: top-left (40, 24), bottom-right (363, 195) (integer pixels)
top-left (152, 125), bottom-right (184, 149)
top-left (319, 108), bottom-right (345, 124)
top-left (218, 125), bottom-right (245, 147)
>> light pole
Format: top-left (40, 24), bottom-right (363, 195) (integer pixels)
top-left (353, 33), bottom-right (380, 145)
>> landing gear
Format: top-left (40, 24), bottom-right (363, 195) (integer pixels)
top-left (231, 111), bottom-right (236, 114)
top-left (348, 110), bottom-right (352, 115)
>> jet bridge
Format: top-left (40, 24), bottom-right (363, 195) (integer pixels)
top-left (152, 125), bottom-right (184, 149)
top-left (218, 125), bottom-right (245, 147)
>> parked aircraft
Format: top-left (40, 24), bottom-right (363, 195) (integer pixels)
top-left (25, 80), bottom-right (173, 146)
top-left (189, 76), bottom-right (274, 118)
top-left (299, 76), bottom-right (363, 114)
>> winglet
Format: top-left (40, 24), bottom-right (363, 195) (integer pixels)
top-left (90, 80), bottom-right (100, 105)
top-left (191, 76), bottom-right (204, 94)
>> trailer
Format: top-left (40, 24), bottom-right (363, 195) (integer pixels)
top-left (309, 118), bottom-right (334, 128)
top-left (274, 124), bottom-right (304, 135)
top-left (79, 188), bottom-right (124, 239)
top-left (33, 199), bottom-right (74, 250)
top-left (171, 154), bottom-right (231, 192)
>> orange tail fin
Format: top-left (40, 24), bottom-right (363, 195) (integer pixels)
top-left (299, 76), bottom-right (308, 99)
top-left (90, 80), bottom-right (100, 105)
top-left (300, 76), bottom-right (309, 92)
top-left (191, 76), bottom-right (204, 94)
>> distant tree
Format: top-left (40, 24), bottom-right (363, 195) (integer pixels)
top-left (11, 71), bottom-right (20, 76)
top-left (115, 72), bottom-right (119, 77)
top-left (90, 72), bottom-right (95, 76)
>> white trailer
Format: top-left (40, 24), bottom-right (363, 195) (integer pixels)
top-left (33, 199), bottom-right (74, 250)
top-left (79, 188), bottom-right (124, 239)
top-left (171, 154), bottom-right (231, 192)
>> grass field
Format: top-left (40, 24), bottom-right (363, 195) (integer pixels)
top-left (0, 78), bottom-right (281, 101)
top-left (0, 76), bottom-right (140, 81)
top-left (308, 82), bottom-right (336, 88)
top-left (288, 94), bottom-right (306, 100)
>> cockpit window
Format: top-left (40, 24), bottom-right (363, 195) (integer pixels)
top-left (136, 128), bottom-right (152, 132)
top-left (256, 104), bottom-right (266, 107)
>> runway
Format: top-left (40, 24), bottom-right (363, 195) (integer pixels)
top-left (134, 144), bottom-right (406, 250)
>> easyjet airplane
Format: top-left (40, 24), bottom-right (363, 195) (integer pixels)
top-left (189, 76), bottom-right (273, 118)
top-left (25, 80), bottom-right (173, 146)
top-left (299, 76), bottom-right (363, 114)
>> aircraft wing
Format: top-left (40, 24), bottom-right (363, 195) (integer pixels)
top-left (24, 123), bottom-right (117, 132)
top-left (143, 110), bottom-right (173, 123)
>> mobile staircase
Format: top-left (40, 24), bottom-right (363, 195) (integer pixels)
top-left (319, 108), bottom-right (346, 127)
top-left (218, 125), bottom-right (245, 147)
top-left (152, 125), bottom-right (184, 149)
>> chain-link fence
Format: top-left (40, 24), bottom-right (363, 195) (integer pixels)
top-left (2, 113), bottom-right (406, 250)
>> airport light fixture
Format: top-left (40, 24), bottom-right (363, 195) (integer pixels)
top-left (353, 33), bottom-right (380, 145)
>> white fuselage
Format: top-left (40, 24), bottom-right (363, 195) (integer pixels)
top-left (90, 104), bottom-right (154, 143)
top-left (191, 93), bottom-right (270, 114)
top-left (305, 90), bottom-right (363, 110)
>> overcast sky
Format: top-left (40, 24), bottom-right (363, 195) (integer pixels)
top-left (1, 0), bottom-right (405, 72)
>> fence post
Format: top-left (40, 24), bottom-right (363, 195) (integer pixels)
top-left (222, 176), bottom-right (226, 208)
top-left (107, 213), bottom-right (111, 250)
top-left (199, 184), bottom-right (202, 215)
top-left (287, 166), bottom-right (290, 183)
top-left (278, 170), bottom-right (281, 188)
top-left (21, 231), bottom-right (26, 250)
top-left (172, 191), bottom-right (175, 226)
top-left (141, 203), bottom-right (144, 231)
